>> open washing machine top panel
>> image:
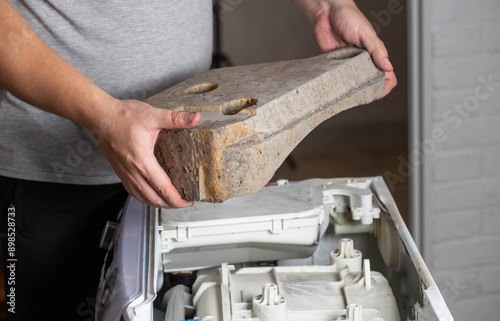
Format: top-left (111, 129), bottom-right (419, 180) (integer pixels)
top-left (97, 177), bottom-right (453, 321)
top-left (96, 197), bottom-right (160, 321)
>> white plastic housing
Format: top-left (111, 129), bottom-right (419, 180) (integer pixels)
top-left (99, 177), bottom-right (453, 321)
top-left (159, 178), bottom-right (383, 272)
top-left (190, 251), bottom-right (399, 321)
top-left (330, 238), bottom-right (362, 272)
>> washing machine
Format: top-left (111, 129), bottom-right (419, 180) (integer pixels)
top-left (95, 177), bottom-right (452, 321)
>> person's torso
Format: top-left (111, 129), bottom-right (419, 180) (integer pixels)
top-left (0, 0), bottom-right (213, 184)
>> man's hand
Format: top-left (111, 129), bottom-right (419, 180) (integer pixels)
top-left (94, 99), bottom-right (201, 208)
top-left (0, 0), bottom-right (199, 208)
top-left (296, 0), bottom-right (397, 98)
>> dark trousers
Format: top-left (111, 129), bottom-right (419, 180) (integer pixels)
top-left (0, 176), bottom-right (128, 321)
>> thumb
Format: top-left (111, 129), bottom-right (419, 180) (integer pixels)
top-left (356, 23), bottom-right (393, 73)
top-left (361, 33), bottom-right (393, 73)
top-left (164, 110), bottom-right (201, 129)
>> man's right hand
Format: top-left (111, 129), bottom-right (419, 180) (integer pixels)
top-left (93, 99), bottom-right (201, 208)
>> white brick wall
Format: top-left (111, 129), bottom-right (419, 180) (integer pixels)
top-left (441, 294), bottom-right (500, 321)
top-left (480, 266), bottom-right (500, 294)
top-left (433, 24), bottom-right (482, 57)
top-left (432, 150), bottom-right (482, 182)
top-left (430, 210), bottom-right (482, 242)
top-left (484, 146), bottom-right (500, 175)
top-left (423, 1), bottom-right (500, 319)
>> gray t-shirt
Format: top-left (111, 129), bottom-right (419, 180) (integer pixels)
top-left (0, 0), bottom-right (213, 184)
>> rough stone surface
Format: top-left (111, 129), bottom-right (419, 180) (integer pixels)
top-left (145, 47), bottom-right (384, 202)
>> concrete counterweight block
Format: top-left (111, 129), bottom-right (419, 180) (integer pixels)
top-left (146, 47), bottom-right (385, 202)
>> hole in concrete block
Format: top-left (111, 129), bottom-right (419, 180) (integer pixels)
top-left (222, 98), bottom-right (257, 115)
top-left (327, 48), bottom-right (363, 60)
top-left (184, 82), bottom-right (219, 94)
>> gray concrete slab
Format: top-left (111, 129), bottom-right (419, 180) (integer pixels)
top-left (145, 47), bottom-right (384, 202)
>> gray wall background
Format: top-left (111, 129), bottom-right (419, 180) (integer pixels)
top-left (421, 1), bottom-right (500, 320)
